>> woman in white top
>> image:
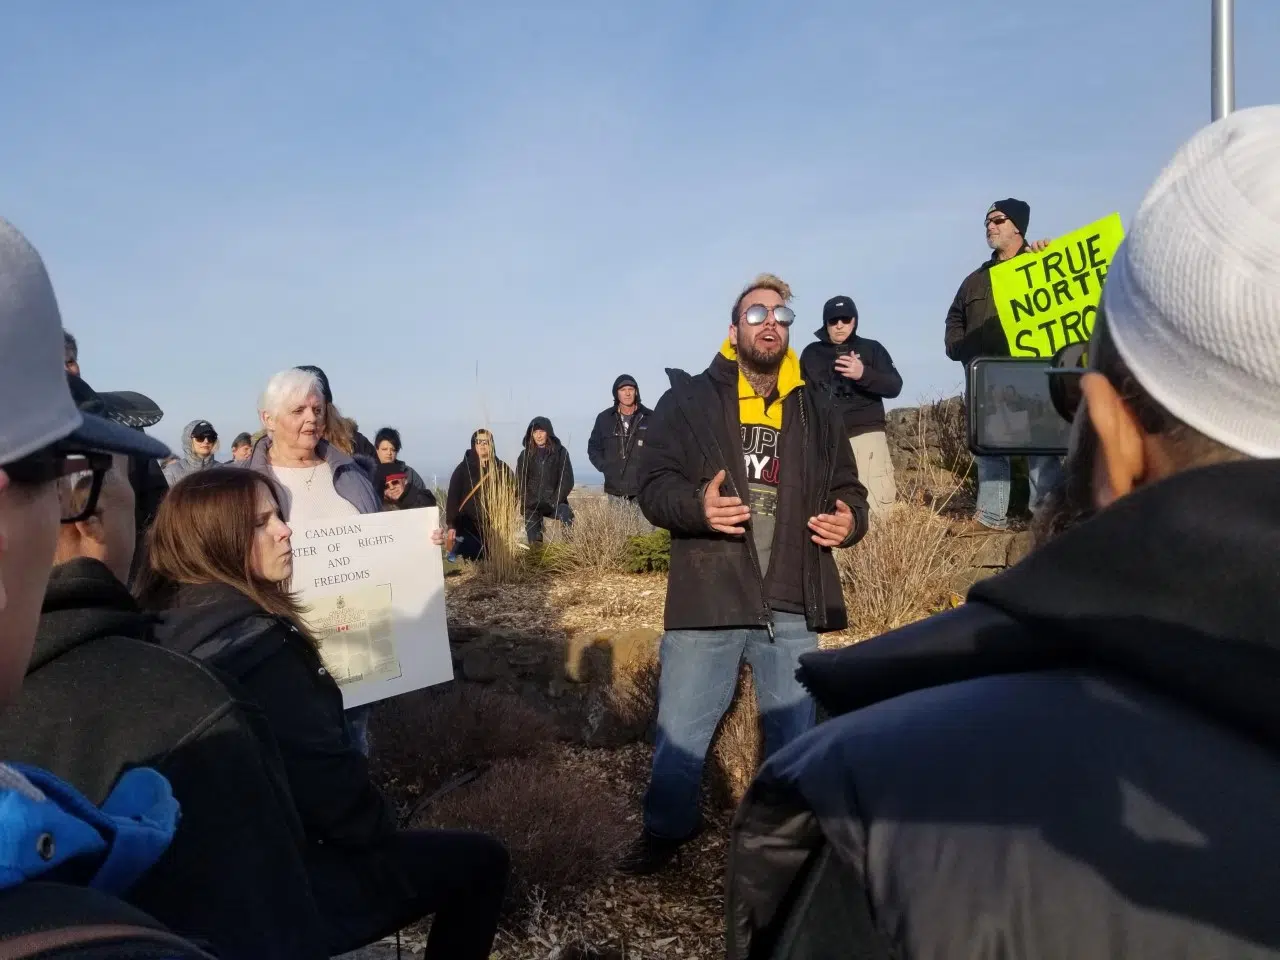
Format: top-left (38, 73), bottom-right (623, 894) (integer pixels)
top-left (238, 368), bottom-right (443, 753)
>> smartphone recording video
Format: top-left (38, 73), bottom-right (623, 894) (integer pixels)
top-left (966, 357), bottom-right (1073, 457)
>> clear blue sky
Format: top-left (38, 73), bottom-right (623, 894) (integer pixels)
top-left (4, 1), bottom-right (1277, 483)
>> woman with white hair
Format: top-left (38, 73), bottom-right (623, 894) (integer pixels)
top-left (241, 368), bottom-right (380, 518)
top-left (240, 368), bottom-right (442, 755)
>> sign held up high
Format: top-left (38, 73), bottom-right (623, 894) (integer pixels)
top-left (991, 213), bottom-right (1125, 358)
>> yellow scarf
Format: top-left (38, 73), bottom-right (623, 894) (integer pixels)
top-left (719, 337), bottom-right (805, 430)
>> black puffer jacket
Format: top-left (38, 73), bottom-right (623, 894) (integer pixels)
top-left (799, 325), bottom-right (902, 436)
top-left (728, 459), bottom-right (1280, 959)
top-left (636, 350), bottom-right (868, 633)
top-left (0, 560), bottom-right (325, 959)
top-left (149, 584), bottom-right (412, 925)
top-left (587, 376), bottom-right (653, 498)
top-left (516, 417), bottom-right (574, 515)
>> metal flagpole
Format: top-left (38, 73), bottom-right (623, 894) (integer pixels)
top-left (1211, 0), bottom-right (1235, 121)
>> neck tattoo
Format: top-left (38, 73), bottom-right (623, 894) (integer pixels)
top-left (742, 368), bottom-right (779, 400)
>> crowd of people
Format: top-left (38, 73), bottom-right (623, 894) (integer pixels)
top-left (0, 105), bottom-right (1277, 960)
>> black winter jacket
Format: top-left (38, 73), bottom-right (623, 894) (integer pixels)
top-left (637, 351), bottom-right (868, 633)
top-left (149, 584), bottom-right (413, 930)
top-left (944, 245), bottom-right (1033, 364)
top-left (728, 459), bottom-right (1280, 959)
top-left (517, 417), bottom-right (574, 515)
top-left (587, 378), bottom-right (653, 498)
top-left (799, 326), bottom-right (902, 436)
top-left (445, 442), bottom-right (516, 542)
top-left (0, 560), bottom-right (325, 960)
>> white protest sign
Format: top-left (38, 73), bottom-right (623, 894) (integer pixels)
top-left (290, 507), bottom-right (453, 709)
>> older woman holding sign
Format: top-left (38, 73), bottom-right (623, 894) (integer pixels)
top-left (239, 368), bottom-right (443, 752)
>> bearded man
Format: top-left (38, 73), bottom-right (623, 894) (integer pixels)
top-left (617, 273), bottom-right (869, 875)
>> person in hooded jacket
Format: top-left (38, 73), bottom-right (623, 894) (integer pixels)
top-left (0, 214), bottom-right (213, 958)
top-left (445, 429), bottom-right (515, 561)
top-left (587, 375), bottom-right (652, 500)
top-left (2, 443), bottom-right (327, 959)
top-left (161, 419), bottom-right (219, 486)
top-left (517, 416), bottom-right (574, 543)
top-left (137, 468), bottom-right (510, 959)
top-left (725, 108), bottom-right (1280, 960)
top-left (799, 296), bottom-right (903, 517)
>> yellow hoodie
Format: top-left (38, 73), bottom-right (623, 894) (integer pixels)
top-left (718, 337), bottom-right (805, 429)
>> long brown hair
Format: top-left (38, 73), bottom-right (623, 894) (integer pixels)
top-left (323, 402), bottom-right (359, 455)
top-left (134, 468), bottom-right (316, 642)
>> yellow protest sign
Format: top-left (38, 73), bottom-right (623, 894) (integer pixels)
top-left (991, 213), bottom-right (1124, 358)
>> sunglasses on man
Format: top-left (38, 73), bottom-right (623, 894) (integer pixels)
top-left (3, 444), bottom-right (115, 524)
top-left (192, 432), bottom-right (218, 444)
top-left (742, 304), bottom-right (796, 327)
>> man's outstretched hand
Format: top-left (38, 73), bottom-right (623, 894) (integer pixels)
top-left (704, 469), bottom-right (751, 535)
top-left (808, 499), bottom-right (854, 547)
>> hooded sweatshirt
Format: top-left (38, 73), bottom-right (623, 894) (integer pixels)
top-left (798, 323), bottom-right (902, 437)
top-left (719, 337), bottom-right (805, 577)
top-left (161, 420), bottom-right (219, 486)
top-left (517, 417), bottom-right (574, 515)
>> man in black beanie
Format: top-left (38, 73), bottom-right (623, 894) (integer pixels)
top-left (944, 199), bottom-right (1060, 533)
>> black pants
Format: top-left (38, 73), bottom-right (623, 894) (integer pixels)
top-left (315, 829), bottom-right (509, 959)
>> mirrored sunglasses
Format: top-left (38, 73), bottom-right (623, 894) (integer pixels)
top-left (743, 304), bottom-right (796, 327)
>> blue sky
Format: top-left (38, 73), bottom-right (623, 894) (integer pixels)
top-left (4, 1), bottom-right (1277, 483)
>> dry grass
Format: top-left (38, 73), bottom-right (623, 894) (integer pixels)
top-left (707, 665), bottom-right (761, 808)
top-left (831, 497), bottom-right (983, 644)
top-left (478, 466), bottom-right (526, 584)
top-left (544, 496), bottom-right (653, 575)
top-left (422, 753), bottom-right (631, 908)
top-left (369, 684), bottom-right (557, 814)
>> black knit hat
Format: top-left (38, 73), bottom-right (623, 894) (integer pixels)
top-left (988, 198), bottom-right (1030, 238)
top-left (295, 364), bottom-right (333, 404)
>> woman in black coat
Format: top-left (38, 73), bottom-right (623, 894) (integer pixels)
top-left (136, 468), bottom-right (508, 959)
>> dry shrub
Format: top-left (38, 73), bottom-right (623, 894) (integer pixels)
top-left (929, 395), bottom-right (973, 481)
top-left (834, 498), bottom-right (983, 643)
top-left (478, 467), bottom-right (526, 584)
top-left (546, 497), bottom-right (652, 574)
top-left (708, 664), bottom-right (761, 808)
top-left (422, 755), bottom-right (630, 907)
top-left (370, 684), bottom-right (557, 810)
top-left (604, 631), bottom-right (660, 732)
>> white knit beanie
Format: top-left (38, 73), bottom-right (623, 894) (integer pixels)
top-left (1103, 104), bottom-right (1280, 458)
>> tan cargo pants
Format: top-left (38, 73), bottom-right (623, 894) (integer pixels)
top-left (849, 431), bottom-right (898, 518)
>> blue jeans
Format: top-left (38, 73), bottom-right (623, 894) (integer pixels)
top-left (643, 611), bottom-right (818, 840)
top-left (975, 455), bottom-right (1063, 528)
top-left (525, 502), bottom-right (574, 543)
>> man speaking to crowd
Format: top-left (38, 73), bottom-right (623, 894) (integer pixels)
top-left (619, 273), bottom-right (868, 876)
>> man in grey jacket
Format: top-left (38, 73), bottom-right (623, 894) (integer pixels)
top-left (162, 420), bottom-right (220, 486)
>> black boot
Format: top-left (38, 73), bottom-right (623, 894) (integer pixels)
top-left (616, 829), bottom-right (684, 876)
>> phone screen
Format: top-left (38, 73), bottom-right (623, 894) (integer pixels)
top-left (967, 358), bottom-right (1072, 456)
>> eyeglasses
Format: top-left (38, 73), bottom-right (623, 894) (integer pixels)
top-left (3, 445), bottom-right (114, 523)
top-left (985, 215), bottom-right (1010, 228)
top-left (742, 304), bottom-right (796, 327)
top-left (1046, 341), bottom-right (1090, 422)
top-left (826, 316), bottom-right (854, 326)
top-left (192, 434), bottom-right (218, 444)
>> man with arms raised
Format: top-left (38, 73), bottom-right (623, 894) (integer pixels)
top-left (619, 273), bottom-right (868, 875)
top-left (728, 107), bottom-right (1280, 959)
